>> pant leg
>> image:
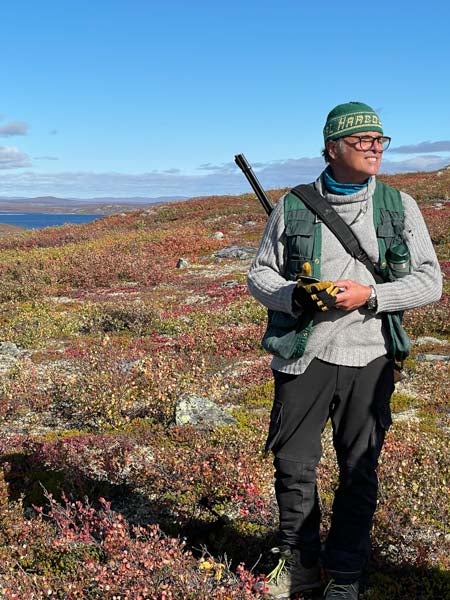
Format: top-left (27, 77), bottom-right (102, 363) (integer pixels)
top-left (274, 457), bottom-right (322, 565)
top-left (268, 359), bottom-right (336, 560)
top-left (324, 356), bottom-right (395, 582)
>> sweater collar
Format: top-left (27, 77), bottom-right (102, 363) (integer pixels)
top-left (316, 171), bottom-right (376, 203)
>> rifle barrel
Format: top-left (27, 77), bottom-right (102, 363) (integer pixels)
top-left (234, 153), bottom-right (274, 216)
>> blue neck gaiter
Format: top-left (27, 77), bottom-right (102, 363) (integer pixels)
top-left (323, 166), bottom-right (370, 195)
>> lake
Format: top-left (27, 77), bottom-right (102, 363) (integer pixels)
top-left (0, 212), bottom-right (102, 230)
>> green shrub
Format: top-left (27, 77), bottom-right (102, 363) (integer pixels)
top-left (0, 300), bottom-right (81, 348)
top-left (79, 300), bottom-right (159, 336)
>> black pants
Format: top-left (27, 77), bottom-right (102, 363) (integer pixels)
top-left (266, 356), bottom-right (394, 582)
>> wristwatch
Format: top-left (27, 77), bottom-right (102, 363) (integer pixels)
top-left (366, 285), bottom-right (378, 312)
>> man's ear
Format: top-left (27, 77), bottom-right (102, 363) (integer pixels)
top-left (327, 141), bottom-right (338, 160)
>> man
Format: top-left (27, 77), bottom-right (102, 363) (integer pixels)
top-left (247, 102), bottom-right (442, 599)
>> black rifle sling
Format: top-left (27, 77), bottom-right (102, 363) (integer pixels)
top-left (290, 184), bottom-right (383, 283)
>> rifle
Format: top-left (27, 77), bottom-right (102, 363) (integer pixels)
top-left (234, 153), bottom-right (274, 216)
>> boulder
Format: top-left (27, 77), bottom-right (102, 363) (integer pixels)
top-left (176, 258), bottom-right (189, 269)
top-left (174, 393), bottom-right (235, 429)
top-left (214, 245), bottom-right (256, 260)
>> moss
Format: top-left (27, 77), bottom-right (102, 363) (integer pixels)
top-left (233, 519), bottom-right (270, 537)
top-left (0, 299), bottom-right (84, 348)
top-left (20, 542), bottom-right (106, 577)
top-left (415, 408), bottom-right (441, 433)
top-left (34, 429), bottom-right (88, 443)
top-left (364, 566), bottom-right (450, 599)
top-left (231, 273), bottom-right (248, 284)
top-left (223, 298), bottom-right (266, 325)
top-left (239, 380), bottom-right (273, 409)
top-left (115, 417), bottom-right (158, 435)
top-left (155, 317), bottom-right (186, 335)
top-left (390, 392), bottom-right (418, 413)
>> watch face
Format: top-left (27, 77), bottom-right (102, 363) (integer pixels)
top-left (367, 287), bottom-right (377, 310)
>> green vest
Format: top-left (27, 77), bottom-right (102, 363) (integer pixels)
top-left (262, 181), bottom-right (409, 360)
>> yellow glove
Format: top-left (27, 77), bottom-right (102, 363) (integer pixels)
top-left (293, 262), bottom-right (339, 312)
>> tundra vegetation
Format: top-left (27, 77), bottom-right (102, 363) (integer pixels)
top-left (0, 169), bottom-right (448, 599)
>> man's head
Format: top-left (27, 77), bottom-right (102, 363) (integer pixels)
top-left (323, 101), bottom-right (383, 143)
top-left (322, 101), bottom-right (390, 183)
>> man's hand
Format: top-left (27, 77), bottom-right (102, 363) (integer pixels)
top-left (334, 280), bottom-right (372, 311)
top-left (294, 280), bottom-right (340, 312)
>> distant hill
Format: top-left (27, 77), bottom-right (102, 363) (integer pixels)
top-left (0, 223), bottom-right (25, 235)
top-left (0, 165), bottom-right (448, 215)
top-left (0, 195), bottom-right (188, 214)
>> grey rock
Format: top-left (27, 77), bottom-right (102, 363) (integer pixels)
top-left (211, 231), bottom-right (224, 240)
top-left (0, 342), bottom-right (27, 375)
top-left (119, 359), bottom-right (140, 373)
top-left (214, 245), bottom-right (257, 260)
top-left (392, 408), bottom-right (420, 423)
top-left (176, 258), bottom-right (189, 269)
top-left (174, 393), bottom-right (235, 429)
top-left (416, 353), bottom-right (449, 363)
top-left (415, 336), bottom-right (447, 346)
top-left (0, 342), bottom-right (22, 357)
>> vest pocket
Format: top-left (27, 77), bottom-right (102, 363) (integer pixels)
top-left (262, 310), bottom-right (313, 360)
top-left (285, 219), bottom-right (315, 271)
top-left (377, 211), bottom-right (406, 252)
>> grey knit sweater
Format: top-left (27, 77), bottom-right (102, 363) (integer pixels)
top-left (247, 174), bottom-right (442, 374)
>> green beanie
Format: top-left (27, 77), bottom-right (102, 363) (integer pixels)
top-left (323, 101), bottom-right (383, 143)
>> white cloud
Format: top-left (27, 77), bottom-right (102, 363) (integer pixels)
top-left (0, 154), bottom-right (448, 199)
top-left (0, 121), bottom-right (29, 137)
top-left (390, 140), bottom-right (450, 154)
top-left (0, 146), bottom-right (31, 169)
top-left (381, 155), bottom-right (450, 173)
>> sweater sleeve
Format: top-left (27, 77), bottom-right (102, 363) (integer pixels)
top-left (375, 192), bottom-right (442, 313)
top-left (246, 195), bottom-right (298, 316)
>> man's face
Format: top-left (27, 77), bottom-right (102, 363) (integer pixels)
top-left (327, 131), bottom-right (387, 184)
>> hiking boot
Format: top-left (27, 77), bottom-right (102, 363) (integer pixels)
top-left (256, 545), bottom-right (321, 598)
top-left (323, 579), bottom-right (359, 599)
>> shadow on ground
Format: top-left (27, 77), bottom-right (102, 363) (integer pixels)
top-left (2, 451), bottom-right (449, 599)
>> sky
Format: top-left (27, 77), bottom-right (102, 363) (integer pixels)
top-left (1, 0), bottom-right (450, 200)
